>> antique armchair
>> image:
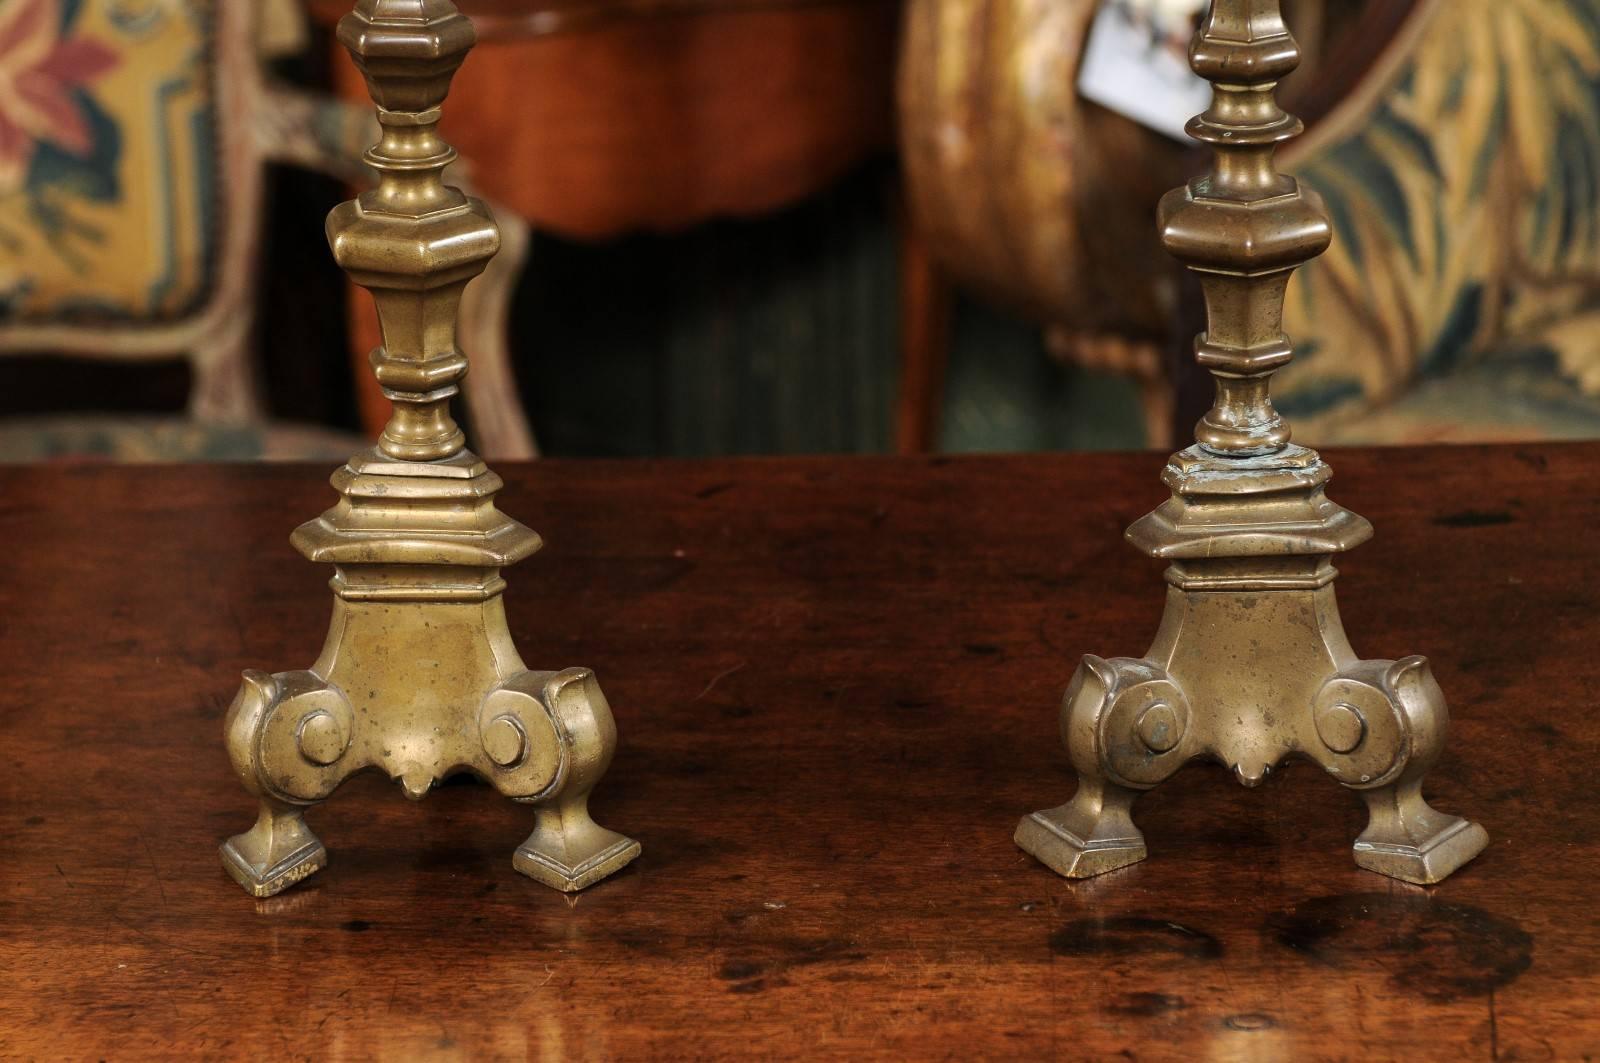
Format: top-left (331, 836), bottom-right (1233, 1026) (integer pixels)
top-left (0, 0), bottom-right (534, 460)
top-left (899, 0), bottom-right (1600, 448)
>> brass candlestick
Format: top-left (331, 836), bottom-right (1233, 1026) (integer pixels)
top-left (1016, 0), bottom-right (1487, 885)
top-left (220, 0), bottom-right (638, 898)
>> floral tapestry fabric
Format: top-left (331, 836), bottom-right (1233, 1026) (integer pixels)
top-left (1278, 0), bottom-right (1600, 443)
top-left (0, 0), bottom-right (215, 323)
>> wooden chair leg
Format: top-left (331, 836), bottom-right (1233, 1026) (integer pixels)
top-left (895, 217), bottom-right (951, 455)
top-left (459, 209), bottom-right (538, 460)
top-left (189, 310), bottom-right (263, 424)
top-left (1044, 328), bottom-right (1176, 451)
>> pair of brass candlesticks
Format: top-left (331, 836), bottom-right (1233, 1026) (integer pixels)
top-left (220, 0), bottom-right (1486, 898)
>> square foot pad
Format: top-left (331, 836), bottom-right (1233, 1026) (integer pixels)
top-left (1354, 818), bottom-right (1489, 885)
top-left (514, 835), bottom-right (641, 892)
top-left (220, 839), bottom-right (326, 898)
top-left (1015, 811), bottom-right (1147, 879)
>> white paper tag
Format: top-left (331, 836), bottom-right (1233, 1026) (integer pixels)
top-left (1077, 0), bottom-right (1211, 142)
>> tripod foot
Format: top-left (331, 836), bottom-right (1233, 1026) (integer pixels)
top-left (221, 800), bottom-right (326, 898)
top-left (1352, 781), bottom-right (1489, 885)
top-left (1016, 778), bottom-right (1148, 879)
top-left (504, 668), bottom-right (640, 891)
top-left (515, 810), bottom-right (642, 892)
top-left (1313, 657), bottom-right (1489, 884)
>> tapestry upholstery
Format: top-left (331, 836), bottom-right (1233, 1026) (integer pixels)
top-left (1279, 0), bottom-right (1600, 443)
top-left (0, 0), bottom-right (216, 324)
top-left (0, 416), bottom-right (361, 462)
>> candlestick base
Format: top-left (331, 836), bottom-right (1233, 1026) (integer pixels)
top-left (1017, 445), bottom-right (1486, 884)
top-left (220, 451), bottom-right (639, 897)
top-left (220, 0), bottom-right (638, 897)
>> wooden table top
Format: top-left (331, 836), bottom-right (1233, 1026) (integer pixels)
top-left (2, 445), bottom-right (1597, 1058)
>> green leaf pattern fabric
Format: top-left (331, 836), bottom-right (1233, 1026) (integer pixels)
top-left (1279, 0), bottom-right (1600, 442)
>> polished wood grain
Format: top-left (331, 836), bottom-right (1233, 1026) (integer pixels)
top-left (2, 445), bottom-right (1596, 1057)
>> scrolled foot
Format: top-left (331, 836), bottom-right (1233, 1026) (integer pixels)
top-left (1017, 655), bottom-right (1191, 879)
top-left (223, 669), bottom-right (356, 799)
top-left (504, 668), bottom-right (639, 891)
top-left (1016, 778), bottom-right (1147, 879)
top-left (1311, 657), bottom-right (1488, 883)
top-left (515, 804), bottom-right (642, 892)
top-left (1063, 655), bottom-right (1193, 788)
top-left (1352, 779), bottom-right (1489, 884)
top-left (221, 799), bottom-right (326, 898)
top-left (478, 670), bottom-right (567, 800)
top-left (220, 669), bottom-right (353, 897)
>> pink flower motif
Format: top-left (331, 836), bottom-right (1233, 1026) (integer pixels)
top-left (0, 0), bottom-right (120, 192)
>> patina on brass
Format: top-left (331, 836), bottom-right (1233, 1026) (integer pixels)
top-left (1016, 0), bottom-right (1487, 885)
top-left (220, 0), bottom-right (638, 898)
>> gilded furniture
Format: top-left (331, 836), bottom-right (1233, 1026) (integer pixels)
top-left (896, 0), bottom-right (1378, 447)
top-left (0, 0), bottom-right (533, 460)
top-left (1, 444), bottom-right (1586, 1055)
top-left (901, 0), bottom-right (1600, 448)
top-left (218, 0), bottom-right (636, 898)
top-left (1016, 0), bottom-right (1486, 885)
top-left (897, 0), bottom-right (1191, 447)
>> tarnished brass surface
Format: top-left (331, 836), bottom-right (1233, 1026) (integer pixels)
top-left (220, 0), bottom-right (637, 897)
top-left (1016, 0), bottom-right (1486, 885)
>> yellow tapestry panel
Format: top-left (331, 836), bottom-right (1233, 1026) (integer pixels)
top-left (1280, 0), bottom-right (1600, 441)
top-left (0, 0), bottom-right (216, 323)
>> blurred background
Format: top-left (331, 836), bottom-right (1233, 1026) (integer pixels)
top-left (3, 0), bottom-right (1599, 461)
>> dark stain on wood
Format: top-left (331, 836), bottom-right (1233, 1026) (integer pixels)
top-left (1432, 509), bottom-right (1516, 528)
top-left (1110, 992), bottom-right (1189, 1017)
top-left (1528, 721), bottom-right (1564, 748)
top-left (718, 960), bottom-right (764, 981)
top-left (716, 937), bottom-right (869, 995)
top-left (1269, 893), bottom-right (1534, 1001)
top-left (1049, 917), bottom-right (1223, 960)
